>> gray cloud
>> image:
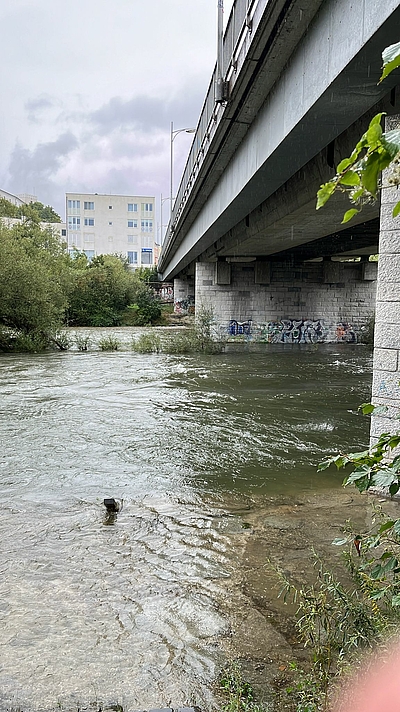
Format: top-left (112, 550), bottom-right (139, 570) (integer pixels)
top-left (25, 94), bottom-right (61, 123)
top-left (89, 85), bottom-right (206, 135)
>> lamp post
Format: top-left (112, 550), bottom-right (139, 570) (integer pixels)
top-left (170, 121), bottom-right (195, 221)
top-left (160, 194), bottom-right (171, 246)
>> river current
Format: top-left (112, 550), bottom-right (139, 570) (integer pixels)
top-left (0, 337), bottom-right (374, 711)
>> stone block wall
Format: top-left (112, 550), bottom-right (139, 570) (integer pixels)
top-left (371, 115), bottom-right (400, 439)
top-left (196, 259), bottom-right (376, 343)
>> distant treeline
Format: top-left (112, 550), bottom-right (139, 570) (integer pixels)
top-left (0, 217), bottom-right (161, 352)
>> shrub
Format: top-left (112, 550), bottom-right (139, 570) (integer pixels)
top-left (98, 335), bottom-right (121, 351)
top-left (131, 333), bottom-right (162, 353)
top-left (74, 333), bottom-right (92, 351)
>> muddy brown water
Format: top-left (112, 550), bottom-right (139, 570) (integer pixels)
top-left (0, 336), bottom-right (390, 711)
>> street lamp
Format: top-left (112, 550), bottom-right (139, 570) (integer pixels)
top-left (159, 194), bottom-right (171, 246)
top-left (170, 121), bottom-right (195, 221)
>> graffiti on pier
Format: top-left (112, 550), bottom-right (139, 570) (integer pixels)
top-left (174, 297), bottom-right (195, 315)
top-left (336, 322), bottom-right (356, 343)
top-left (229, 319), bottom-right (252, 336)
top-left (262, 319), bottom-right (326, 344)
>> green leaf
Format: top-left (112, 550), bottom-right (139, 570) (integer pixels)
top-left (362, 153), bottom-right (382, 196)
top-left (338, 171), bottom-right (360, 187)
top-left (337, 158), bottom-right (353, 173)
top-left (366, 122), bottom-right (383, 146)
top-left (317, 458), bottom-right (334, 471)
top-left (393, 201), bottom-right (400, 219)
top-left (342, 209), bottom-right (359, 224)
top-left (316, 181), bottom-right (336, 209)
top-left (369, 112), bottom-right (386, 128)
top-left (391, 594), bottom-right (400, 606)
top-left (359, 402), bottom-right (375, 415)
top-left (372, 470), bottom-right (397, 488)
top-left (380, 41), bottom-right (400, 83)
top-left (373, 405), bottom-right (389, 415)
top-left (379, 520), bottom-right (395, 533)
top-left (389, 482), bottom-right (400, 496)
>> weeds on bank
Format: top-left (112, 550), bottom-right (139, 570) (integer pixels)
top-left (218, 662), bottom-right (267, 712)
top-left (132, 332), bottom-right (162, 353)
top-left (98, 335), bottom-right (121, 351)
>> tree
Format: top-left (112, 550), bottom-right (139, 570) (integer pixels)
top-left (0, 220), bottom-right (69, 349)
top-left (316, 42), bottom-right (400, 223)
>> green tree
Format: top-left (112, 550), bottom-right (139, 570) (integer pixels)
top-left (0, 220), bottom-right (69, 349)
top-left (0, 197), bottom-right (19, 218)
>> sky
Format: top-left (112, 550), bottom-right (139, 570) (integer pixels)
top-left (0, 0), bottom-right (234, 222)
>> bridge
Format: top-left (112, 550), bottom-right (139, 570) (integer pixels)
top-left (158, 0), bottom-right (400, 432)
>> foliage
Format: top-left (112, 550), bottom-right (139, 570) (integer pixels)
top-left (164, 306), bottom-right (225, 354)
top-left (50, 331), bottom-right (72, 350)
top-left (131, 333), bottom-right (162, 353)
top-left (124, 283), bottom-right (162, 326)
top-left (0, 197), bottom-right (61, 222)
top-left (98, 335), bottom-right (121, 351)
top-left (67, 254), bottom-right (139, 327)
top-left (218, 662), bottom-right (265, 712)
top-left (277, 554), bottom-right (389, 712)
top-left (0, 221), bottom-right (70, 350)
top-left (74, 333), bottom-right (92, 351)
top-left (135, 266), bottom-right (159, 283)
top-left (316, 43), bottom-right (400, 222)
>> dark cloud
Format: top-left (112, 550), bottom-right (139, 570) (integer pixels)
top-left (89, 85), bottom-right (205, 135)
top-left (6, 132), bottom-right (78, 213)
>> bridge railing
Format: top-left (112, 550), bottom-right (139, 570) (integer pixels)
top-left (162, 0), bottom-right (267, 262)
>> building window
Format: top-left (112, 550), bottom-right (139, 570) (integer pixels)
top-left (67, 200), bottom-right (80, 209)
top-left (84, 250), bottom-right (95, 261)
top-left (109, 205), bottom-right (112, 209)
top-left (128, 219), bottom-right (138, 228)
top-left (142, 234), bottom-right (152, 248)
top-left (84, 201), bottom-right (94, 210)
top-left (127, 235), bottom-right (137, 244)
top-left (61, 229), bottom-right (67, 236)
top-left (141, 203), bottom-right (153, 212)
top-left (141, 248), bottom-right (153, 265)
top-left (127, 251), bottom-right (138, 264)
top-left (84, 218), bottom-right (94, 226)
top-left (141, 220), bottom-right (153, 232)
top-left (108, 221), bottom-right (113, 225)
top-left (68, 217), bottom-right (81, 229)
top-left (128, 203), bottom-right (138, 212)
top-left (84, 233), bottom-right (94, 242)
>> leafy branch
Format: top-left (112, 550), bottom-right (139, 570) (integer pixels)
top-left (316, 41), bottom-right (400, 223)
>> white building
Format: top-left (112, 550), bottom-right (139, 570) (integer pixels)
top-left (0, 189), bottom-right (36, 207)
top-left (65, 192), bottom-right (158, 268)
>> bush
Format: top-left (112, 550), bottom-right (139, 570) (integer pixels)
top-left (131, 333), bottom-right (162, 353)
top-left (74, 333), bottom-right (92, 351)
top-left (98, 335), bottom-right (121, 351)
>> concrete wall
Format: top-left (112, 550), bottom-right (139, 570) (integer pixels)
top-left (196, 260), bottom-right (377, 343)
top-left (371, 116), bottom-right (400, 440)
top-left (173, 277), bottom-right (195, 314)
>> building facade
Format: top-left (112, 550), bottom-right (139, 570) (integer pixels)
top-left (65, 192), bottom-right (157, 268)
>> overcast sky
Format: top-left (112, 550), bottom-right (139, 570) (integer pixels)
top-left (0, 0), bottom-right (234, 220)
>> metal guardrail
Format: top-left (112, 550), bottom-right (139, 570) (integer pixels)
top-left (162, 0), bottom-right (267, 261)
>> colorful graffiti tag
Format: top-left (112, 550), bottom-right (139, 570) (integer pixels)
top-left (229, 319), bottom-right (252, 336)
top-left (261, 319), bottom-right (327, 343)
top-left (336, 322), bottom-right (356, 343)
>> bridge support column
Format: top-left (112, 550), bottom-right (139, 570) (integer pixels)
top-left (371, 116), bottom-right (400, 441)
top-left (195, 259), bottom-right (377, 343)
top-left (173, 276), bottom-right (194, 315)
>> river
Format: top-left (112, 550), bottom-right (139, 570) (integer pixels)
top-left (0, 335), bottom-right (377, 711)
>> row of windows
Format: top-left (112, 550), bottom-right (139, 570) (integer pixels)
top-left (69, 233), bottom-right (152, 245)
top-left (69, 218), bottom-right (152, 230)
top-left (127, 249), bottom-right (153, 265)
top-left (68, 200), bottom-right (153, 212)
top-left (68, 247), bottom-right (153, 263)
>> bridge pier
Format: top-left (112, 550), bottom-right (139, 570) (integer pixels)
top-left (371, 116), bottom-right (400, 440)
top-left (195, 258), bottom-right (376, 343)
top-left (173, 276), bottom-right (194, 315)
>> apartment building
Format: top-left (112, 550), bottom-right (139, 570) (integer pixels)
top-left (65, 192), bottom-right (158, 268)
